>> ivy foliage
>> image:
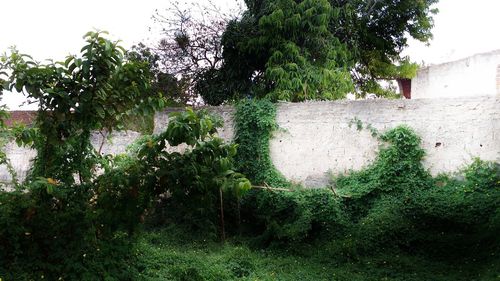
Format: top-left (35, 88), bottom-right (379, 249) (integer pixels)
top-left (233, 114), bottom-right (499, 261)
top-left (234, 99), bottom-right (289, 187)
top-left (337, 125), bottom-right (430, 200)
top-left (334, 126), bottom-right (499, 255)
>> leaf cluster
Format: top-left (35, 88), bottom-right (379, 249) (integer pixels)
top-left (0, 34), bottom-right (249, 279)
top-left (198, 0), bottom-right (438, 104)
top-left (1, 31), bottom-right (165, 184)
top-left (234, 99), bottom-right (289, 187)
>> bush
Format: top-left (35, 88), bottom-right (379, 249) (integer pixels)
top-left (0, 185), bottom-right (139, 280)
top-left (237, 188), bottom-right (347, 246)
top-left (236, 125), bottom-right (499, 261)
top-left (333, 126), bottom-right (500, 257)
top-left (0, 108), bottom-right (250, 279)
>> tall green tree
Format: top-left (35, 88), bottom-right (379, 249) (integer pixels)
top-left (199, 0), bottom-right (437, 104)
top-left (1, 31), bottom-right (163, 183)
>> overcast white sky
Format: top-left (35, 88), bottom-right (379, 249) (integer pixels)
top-left (1, 0), bottom-right (500, 109)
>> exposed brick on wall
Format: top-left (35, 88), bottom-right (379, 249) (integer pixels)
top-left (4, 111), bottom-right (36, 126)
top-left (397, 78), bottom-right (411, 99)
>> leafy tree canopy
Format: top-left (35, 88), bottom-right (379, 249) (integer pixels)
top-left (199, 0), bottom-right (438, 104)
top-left (1, 31), bottom-right (165, 183)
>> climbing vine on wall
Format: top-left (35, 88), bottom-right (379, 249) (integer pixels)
top-left (234, 99), bottom-right (289, 187)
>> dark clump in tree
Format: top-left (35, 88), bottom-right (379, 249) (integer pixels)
top-left (126, 43), bottom-right (191, 106)
top-left (150, 0), bottom-right (241, 105)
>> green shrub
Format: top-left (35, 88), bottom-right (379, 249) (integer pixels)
top-left (0, 185), bottom-right (140, 280)
top-left (333, 126), bottom-right (500, 257)
top-left (0, 108), bottom-right (250, 279)
top-left (239, 188), bottom-right (347, 246)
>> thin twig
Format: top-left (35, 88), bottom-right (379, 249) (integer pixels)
top-left (219, 187), bottom-right (225, 243)
top-left (252, 185), bottom-right (292, 192)
top-left (98, 129), bottom-right (108, 155)
top-left (329, 185), bottom-right (339, 197)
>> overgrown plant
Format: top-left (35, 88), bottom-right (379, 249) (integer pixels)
top-left (334, 126), bottom-right (499, 256)
top-left (234, 99), bottom-right (288, 187)
top-left (0, 31), bottom-right (163, 280)
top-left (233, 99), bottom-right (347, 245)
top-left (0, 32), bottom-right (250, 280)
top-left (235, 120), bottom-right (498, 261)
top-left (118, 108), bottom-right (252, 237)
top-left (2, 31), bottom-right (164, 184)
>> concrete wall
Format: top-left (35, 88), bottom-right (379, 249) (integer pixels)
top-left (2, 97), bottom-right (499, 187)
top-left (0, 130), bottom-right (142, 184)
top-left (412, 50), bottom-right (500, 99)
top-left (270, 97), bottom-right (499, 186)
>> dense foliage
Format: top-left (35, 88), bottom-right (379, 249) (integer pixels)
top-left (223, 99), bottom-right (500, 261)
top-left (0, 90), bottom-right (498, 279)
top-left (333, 126), bottom-right (499, 256)
top-left (132, 227), bottom-right (499, 281)
top-left (114, 122), bottom-right (499, 280)
top-left (198, 0), bottom-right (437, 104)
top-left (234, 99), bottom-right (288, 187)
top-left (1, 29), bottom-right (499, 280)
top-left (0, 33), bottom-right (249, 280)
top-left (0, 108), bottom-right (250, 279)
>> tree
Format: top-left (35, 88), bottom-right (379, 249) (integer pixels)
top-left (199, 0), bottom-right (437, 104)
top-left (335, 0), bottom-right (437, 95)
top-left (0, 31), bottom-right (250, 279)
top-left (126, 43), bottom-right (190, 106)
top-left (151, 0), bottom-right (242, 105)
top-left (1, 31), bottom-right (163, 183)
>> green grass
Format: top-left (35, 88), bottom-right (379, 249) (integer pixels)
top-left (134, 227), bottom-right (499, 281)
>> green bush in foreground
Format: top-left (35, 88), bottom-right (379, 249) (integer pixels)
top-left (133, 227), bottom-right (499, 281)
top-left (0, 89), bottom-right (498, 280)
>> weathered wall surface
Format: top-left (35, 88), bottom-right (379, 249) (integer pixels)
top-left (270, 97), bottom-right (499, 186)
top-left (1, 97), bottom-right (499, 187)
top-left (412, 50), bottom-right (500, 99)
top-left (0, 131), bottom-right (142, 184)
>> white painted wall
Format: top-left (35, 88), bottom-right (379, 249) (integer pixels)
top-left (412, 50), bottom-right (500, 99)
top-left (156, 97), bottom-right (500, 187)
top-left (1, 97), bottom-right (499, 188)
top-left (270, 97), bottom-right (499, 186)
top-left (0, 130), bottom-right (141, 185)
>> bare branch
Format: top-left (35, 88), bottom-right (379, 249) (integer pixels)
top-left (149, 0), bottom-right (243, 105)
